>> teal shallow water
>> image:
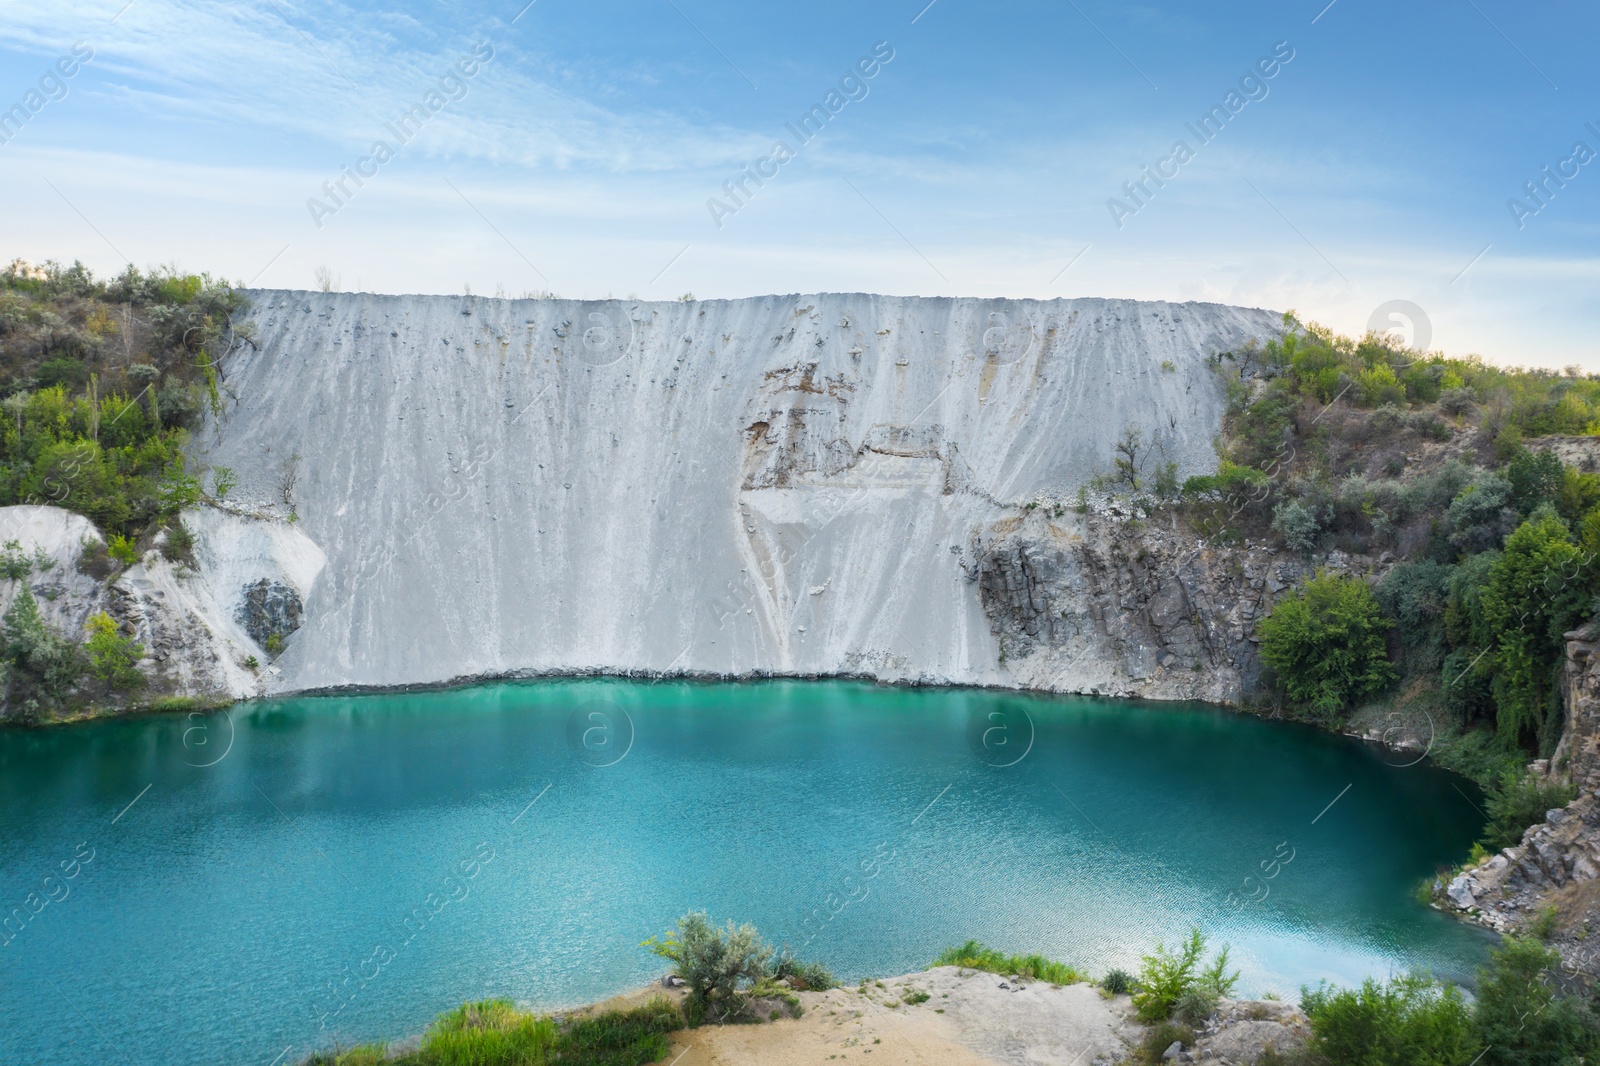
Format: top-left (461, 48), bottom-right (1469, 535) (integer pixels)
top-left (1, 680), bottom-right (1491, 1065)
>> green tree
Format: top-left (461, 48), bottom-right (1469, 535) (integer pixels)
top-left (1480, 511), bottom-right (1591, 750)
top-left (84, 612), bottom-right (144, 689)
top-left (1, 588), bottom-right (83, 718)
top-left (1506, 448), bottom-right (1564, 516)
top-left (1257, 571), bottom-right (1397, 721)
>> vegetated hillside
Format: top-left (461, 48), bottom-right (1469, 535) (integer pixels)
top-left (0, 257), bottom-right (244, 539)
top-left (1175, 313), bottom-right (1600, 853)
top-left (0, 258), bottom-right (248, 719)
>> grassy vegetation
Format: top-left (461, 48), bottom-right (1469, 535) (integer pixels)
top-left (302, 997), bottom-right (683, 1066)
top-left (930, 940), bottom-right (1085, 985)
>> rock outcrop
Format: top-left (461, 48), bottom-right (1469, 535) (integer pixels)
top-left (0, 504), bottom-right (326, 709)
top-left (238, 578), bottom-right (304, 652)
top-left (972, 507), bottom-right (1358, 702)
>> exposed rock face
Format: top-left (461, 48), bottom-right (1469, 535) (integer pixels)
top-left (192, 290), bottom-right (1282, 694)
top-left (968, 508), bottom-right (1380, 702)
top-left (238, 579), bottom-right (303, 651)
top-left (0, 504), bottom-right (327, 713)
top-left (1443, 623), bottom-right (1600, 974)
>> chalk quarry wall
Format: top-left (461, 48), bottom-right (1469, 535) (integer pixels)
top-left (163, 291), bottom-right (1283, 697)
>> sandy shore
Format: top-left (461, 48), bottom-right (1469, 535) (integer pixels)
top-left (588, 966), bottom-right (1138, 1066)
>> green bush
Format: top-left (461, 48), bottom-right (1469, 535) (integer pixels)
top-left (1301, 973), bottom-right (1478, 1065)
top-left (555, 998), bottom-right (682, 1066)
top-left (773, 949), bottom-right (835, 991)
top-left (0, 538), bottom-right (32, 580)
top-left (418, 999), bottom-right (556, 1066)
top-left (107, 534), bottom-right (139, 566)
top-left (1174, 986), bottom-right (1220, 1026)
top-left (1257, 571), bottom-right (1396, 722)
top-left (931, 940), bottom-right (1085, 985)
top-left (1131, 928), bottom-right (1237, 1023)
top-left (1480, 769), bottom-right (1576, 851)
top-left (84, 612), bottom-right (144, 689)
top-left (644, 912), bottom-right (773, 1023)
top-left (1473, 937), bottom-right (1600, 1066)
top-left (1479, 511), bottom-right (1591, 750)
top-left (1100, 968), bottom-right (1134, 994)
top-left (1272, 498), bottom-right (1321, 553)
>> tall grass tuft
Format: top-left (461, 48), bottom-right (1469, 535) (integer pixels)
top-left (556, 997), bottom-right (683, 1066)
top-left (419, 999), bottom-right (557, 1066)
top-left (931, 940), bottom-right (1085, 985)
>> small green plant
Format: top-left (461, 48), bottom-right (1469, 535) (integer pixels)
top-left (209, 465), bottom-right (237, 500)
top-left (161, 520), bottom-right (194, 563)
top-left (244, 655), bottom-right (259, 670)
top-left (265, 632), bottom-right (285, 656)
top-left (773, 949), bottom-right (835, 991)
top-left (1100, 968), bottom-right (1134, 994)
top-left (1132, 928), bottom-right (1238, 1023)
top-left (107, 534), bottom-right (140, 567)
top-left (1136, 1021), bottom-right (1195, 1064)
top-left (0, 539), bottom-right (31, 580)
top-left (1529, 905), bottom-right (1561, 943)
top-left (903, 989), bottom-right (930, 1005)
top-left (1174, 986), bottom-right (1219, 1026)
top-left (1160, 359), bottom-right (1176, 373)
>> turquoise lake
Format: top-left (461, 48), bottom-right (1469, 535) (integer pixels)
top-left (0, 680), bottom-right (1494, 1065)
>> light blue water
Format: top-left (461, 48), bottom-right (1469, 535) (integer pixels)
top-left (0, 680), bottom-right (1492, 1065)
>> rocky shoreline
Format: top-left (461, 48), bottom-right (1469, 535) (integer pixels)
top-left (1439, 622), bottom-right (1600, 975)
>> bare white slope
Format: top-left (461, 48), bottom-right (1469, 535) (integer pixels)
top-left (201, 291), bottom-right (1280, 693)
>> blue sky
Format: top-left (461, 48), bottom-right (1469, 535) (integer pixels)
top-left (0, 0), bottom-right (1595, 365)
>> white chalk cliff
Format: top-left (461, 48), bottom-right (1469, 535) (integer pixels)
top-left (145, 290), bottom-right (1274, 698)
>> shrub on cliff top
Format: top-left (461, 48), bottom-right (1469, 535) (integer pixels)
top-left (1257, 570), bottom-right (1396, 722)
